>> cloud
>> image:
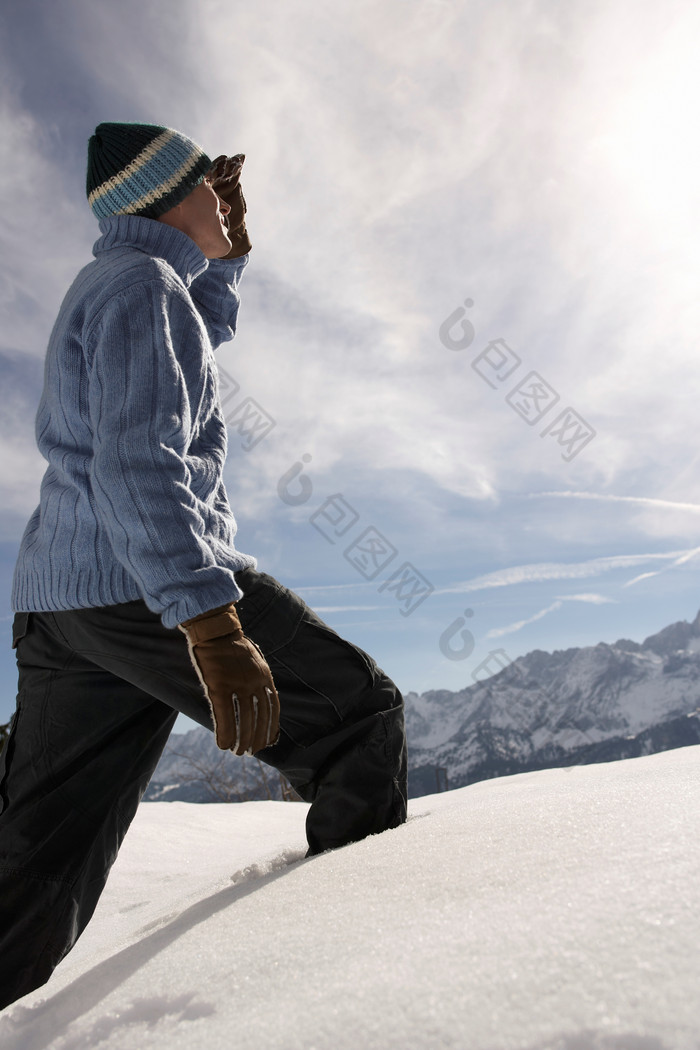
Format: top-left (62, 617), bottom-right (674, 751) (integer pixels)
top-left (0, 350), bottom-right (47, 527)
top-left (486, 591), bottom-right (615, 637)
top-left (554, 593), bottom-right (616, 604)
top-left (0, 101), bottom-right (92, 357)
top-left (487, 601), bottom-right (563, 638)
top-left (624, 572), bottom-right (660, 588)
top-left (621, 544), bottom-right (700, 588)
top-left (534, 492), bottom-right (700, 514)
top-left (287, 581), bottom-right (378, 593)
top-left (441, 549), bottom-right (700, 595)
top-left (187, 0), bottom-right (700, 509)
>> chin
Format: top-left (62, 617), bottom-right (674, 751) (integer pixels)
top-left (204, 237), bottom-right (232, 260)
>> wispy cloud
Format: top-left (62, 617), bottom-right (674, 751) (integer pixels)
top-left (487, 601), bottom-right (563, 638)
top-left (441, 550), bottom-right (700, 595)
top-left (624, 572), bottom-right (660, 587)
top-left (533, 492), bottom-right (700, 514)
top-left (486, 592), bottom-right (616, 637)
top-left (310, 605), bottom-right (381, 613)
top-left (622, 545), bottom-right (700, 588)
top-left (291, 582), bottom-right (379, 593)
top-left (554, 593), bottom-right (616, 605)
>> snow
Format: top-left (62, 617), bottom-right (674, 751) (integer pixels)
top-left (1, 747), bottom-right (699, 1050)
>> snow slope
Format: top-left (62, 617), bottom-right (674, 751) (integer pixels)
top-left (1, 747), bottom-right (699, 1050)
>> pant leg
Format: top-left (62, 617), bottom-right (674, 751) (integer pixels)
top-left (0, 578), bottom-right (407, 1007)
top-left (0, 604), bottom-right (210, 1010)
top-left (233, 569), bottom-right (408, 854)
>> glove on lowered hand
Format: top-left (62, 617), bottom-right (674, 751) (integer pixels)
top-left (179, 603), bottom-right (280, 754)
top-left (208, 153), bottom-right (252, 258)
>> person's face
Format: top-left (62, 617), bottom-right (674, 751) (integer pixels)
top-left (157, 179), bottom-right (232, 258)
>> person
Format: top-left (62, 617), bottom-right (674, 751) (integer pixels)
top-left (0, 122), bottom-right (407, 1010)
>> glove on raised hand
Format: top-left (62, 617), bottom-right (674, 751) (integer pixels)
top-left (208, 153), bottom-right (252, 258)
top-left (179, 603), bottom-right (280, 754)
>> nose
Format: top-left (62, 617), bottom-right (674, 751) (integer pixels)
top-left (218, 197), bottom-right (231, 215)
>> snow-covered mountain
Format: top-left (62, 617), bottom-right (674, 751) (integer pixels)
top-left (144, 729), bottom-right (295, 803)
top-left (146, 610), bottom-right (700, 801)
top-left (407, 609), bottom-right (700, 795)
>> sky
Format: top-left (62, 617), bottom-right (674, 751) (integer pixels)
top-left (2, 746), bottom-right (699, 1046)
top-left (2, 0), bottom-right (700, 729)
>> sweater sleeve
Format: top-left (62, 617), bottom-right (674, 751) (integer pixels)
top-left (86, 278), bottom-right (246, 627)
top-left (189, 253), bottom-right (250, 349)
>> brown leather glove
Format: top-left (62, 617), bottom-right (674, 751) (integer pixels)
top-left (179, 603), bottom-right (280, 754)
top-left (208, 153), bottom-right (252, 258)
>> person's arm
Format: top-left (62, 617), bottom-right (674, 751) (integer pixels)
top-left (189, 253), bottom-right (249, 349)
top-left (189, 153), bottom-right (253, 349)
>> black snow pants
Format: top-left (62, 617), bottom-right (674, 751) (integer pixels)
top-left (0, 568), bottom-right (407, 1010)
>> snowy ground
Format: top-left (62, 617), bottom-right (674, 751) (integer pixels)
top-left (1, 747), bottom-right (699, 1050)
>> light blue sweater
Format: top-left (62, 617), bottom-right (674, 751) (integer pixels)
top-left (12, 215), bottom-right (256, 628)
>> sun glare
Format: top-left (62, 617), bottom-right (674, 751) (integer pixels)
top-left (603, 30), bottom-right (700, 235)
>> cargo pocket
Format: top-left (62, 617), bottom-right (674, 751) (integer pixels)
top-left (11, 612), bottom-right (29, 650)
top-left (267, 615), bottom-right (380, 748)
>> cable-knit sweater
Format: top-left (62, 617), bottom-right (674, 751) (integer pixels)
top-left (12, 214), bottom-right (256, 628)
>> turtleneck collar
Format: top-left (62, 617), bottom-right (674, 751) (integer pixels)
top-left (93, 214), bottom-right (209, 287)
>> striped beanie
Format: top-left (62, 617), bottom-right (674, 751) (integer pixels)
top-left (86, 122), bottom-right (212, 221)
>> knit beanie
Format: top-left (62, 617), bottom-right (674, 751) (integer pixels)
top-left (86, 122), bottom-right (212, 221)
